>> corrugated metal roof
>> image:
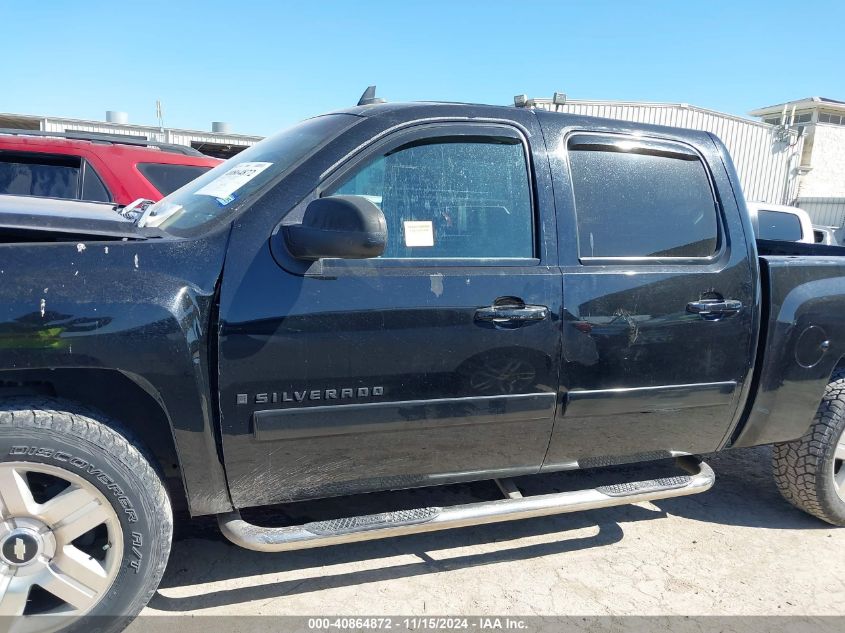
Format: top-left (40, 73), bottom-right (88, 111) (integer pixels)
top-left (0, 112), bottom-right (262, 147)
top-left (532, 98), bottom-right (771, 127)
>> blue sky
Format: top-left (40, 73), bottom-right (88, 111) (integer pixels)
top-left (3, 0), bottom-right (844, 136)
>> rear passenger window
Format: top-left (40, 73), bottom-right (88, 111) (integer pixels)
top-left (81, 162), bottom-right (111, 202)
top-left (568, 136), bottom-right (719, 259)
top-left (0, 153), bottom-right (80, 199)
top-left (329, 137), bottom-right (534, 259)
top-left (137, 163), bottom-right (213, 196)
top-left (757, 210), bottom-right (803, 241)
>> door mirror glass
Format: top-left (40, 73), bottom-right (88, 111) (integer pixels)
top-left (283, 195), bottom-right (387, 260)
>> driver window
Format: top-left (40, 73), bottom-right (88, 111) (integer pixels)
top-left (328, 137), bottom-right (534, 259)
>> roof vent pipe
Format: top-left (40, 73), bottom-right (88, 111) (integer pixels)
top-left (106, 111), bottom-right (129, 124)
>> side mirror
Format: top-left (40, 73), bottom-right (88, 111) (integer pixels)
top-left (283, 195), bottom-right (387, 260)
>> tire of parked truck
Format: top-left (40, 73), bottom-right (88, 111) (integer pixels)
top-left (772, 369), bottom-right (845, 526)
top-left (0, 398), bottom-right (172, 633)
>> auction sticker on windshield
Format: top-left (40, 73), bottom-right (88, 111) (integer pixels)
top-left (193, 162), bottom-right (272, 202)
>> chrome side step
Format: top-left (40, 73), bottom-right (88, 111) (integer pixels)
top-left (218, 456), bottom-right (714, 552)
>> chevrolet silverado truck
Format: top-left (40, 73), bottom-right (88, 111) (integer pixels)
top-left (2, 97), bottom-right (845, 632)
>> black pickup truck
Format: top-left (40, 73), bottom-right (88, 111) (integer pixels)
top-left (2, 98), bottom-right (845, 631)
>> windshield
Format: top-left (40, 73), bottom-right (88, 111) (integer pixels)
top-left (143, 114), bottom-right (358, 234)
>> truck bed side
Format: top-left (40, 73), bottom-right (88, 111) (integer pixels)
top-left (731, 255), bottom-right (845, 447)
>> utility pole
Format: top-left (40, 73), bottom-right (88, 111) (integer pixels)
top-left (155, 99), bottom-right (165, 142)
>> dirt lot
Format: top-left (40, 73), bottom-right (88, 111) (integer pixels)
top-left (134, 446), bottom-right (845, 627)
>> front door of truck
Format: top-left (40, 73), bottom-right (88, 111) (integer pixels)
top-left (218, 120), bottom-right (562, 508)
top-left (538, 116), bottom-right (756, 468)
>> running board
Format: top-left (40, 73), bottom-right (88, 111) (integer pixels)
top-left (218, 456), bottom-right (714, 552)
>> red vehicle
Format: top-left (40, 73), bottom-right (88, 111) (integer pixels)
top-left (0, 129), bottom-right (221, 205)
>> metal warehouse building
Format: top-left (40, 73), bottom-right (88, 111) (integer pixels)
top-left (0, 111), bottom-right (261, 159)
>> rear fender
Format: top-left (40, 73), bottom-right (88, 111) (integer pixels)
top-left (732, 258), bottom-right (845, 447)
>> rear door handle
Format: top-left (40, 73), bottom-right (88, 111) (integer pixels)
top-left (686, 299), bottom-right (743, 319)
top-left (475, 304), bottom-right (550, 324)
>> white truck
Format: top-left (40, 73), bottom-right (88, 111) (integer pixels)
top-left (746, 201), bottom-right (815, 244)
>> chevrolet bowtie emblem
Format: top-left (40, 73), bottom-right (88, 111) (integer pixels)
top-left (13, 537), bottom-right (26, 561)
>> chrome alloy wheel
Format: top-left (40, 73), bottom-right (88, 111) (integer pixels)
top-left (835, 434), bottom-right (845, 503)
top-left (0, 462), bottom-right (123, 618)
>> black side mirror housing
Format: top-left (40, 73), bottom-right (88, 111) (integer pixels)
top-left (283, 195), bottom-right (387, 260)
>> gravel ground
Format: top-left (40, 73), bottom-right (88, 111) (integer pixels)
top-left (132, 445), bottom-right (845, 629)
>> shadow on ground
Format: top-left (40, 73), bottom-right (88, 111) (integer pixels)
top-left (149, 445), bottom-right (826, 612)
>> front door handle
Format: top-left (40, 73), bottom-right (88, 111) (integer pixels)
top-left (475, 304), bottom-right (550, 324)
top-left (686, 299), bottom-right (743, 319)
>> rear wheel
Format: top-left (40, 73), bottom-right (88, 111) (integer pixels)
top-left (772, 370), bottom-right (845, 526)
top-left (0, 399), bottom-right (172, 633)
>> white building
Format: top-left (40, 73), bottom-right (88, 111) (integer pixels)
top-left (750, 97), bottom-right (845, 227)
top-left (0, 111), bottom-right (261, 159)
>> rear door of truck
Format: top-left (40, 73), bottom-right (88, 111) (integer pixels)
top-left (536, 112), bottom-right (757, 467)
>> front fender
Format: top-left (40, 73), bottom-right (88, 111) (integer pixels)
top-left (0, 230), bottom-right (233, 515)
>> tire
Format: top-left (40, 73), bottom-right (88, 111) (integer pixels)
top-left (772, 369), bottom-right (845, 526)
top-left (0, 398), bottom-right (172, 633)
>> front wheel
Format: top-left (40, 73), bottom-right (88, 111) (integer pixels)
top-left (772, 370), bottom-right (845, 526)
top-left (0, 399), bottom-right (172, 633)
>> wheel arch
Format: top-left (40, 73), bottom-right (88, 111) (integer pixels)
top-left (731, 258), bottom-right (845, 449)
top-left (0, 367), bottom-right (189, 515)
top-left (733, 354), bottom-right (845, 449)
